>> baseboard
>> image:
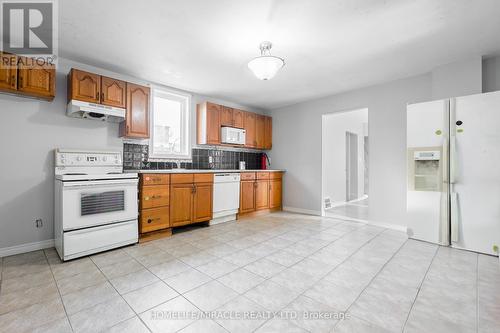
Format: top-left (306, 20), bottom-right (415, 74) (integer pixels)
top-left (0, 239), bottom-right (54, 258)
top-left (283, 206), bottom-right (322, 216)
top-left (324, 212), bottom-right (407, 233)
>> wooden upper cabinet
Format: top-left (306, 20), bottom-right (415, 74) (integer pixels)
top-left (255, 179), bottom-right (270, 210)
top-left (221, 106), bottom-right (234, 127)
top-left (244, 112), bottom-right (256, 148)
top-left (101, 76), bottom-right (126, 108)
top-left (17, 57), bottom-right (55, 100)
top-left (255, 115), bottom-right (265, 149)
top-left (233, 109), bottom-right (244, 128)
top-left (68, 69), bottom-right (100, 103)
top-left (196, 102), bottom-right (271, 148)
top-left (120, 83), bottom-right (150, 138)
top-left (197, 102), bottom-right (221, 145)
top-left (240, 180), bottom-right (256, 214)
top-left (193, 183), bottom-right (213, 222)
top-left (264, 116), bottom-right (273, 150)
top-left (269, 178), bottom-right (282, 209)
top-left (0, 53), bottom-right (18, 93)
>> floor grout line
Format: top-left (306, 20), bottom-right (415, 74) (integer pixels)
top-left (43, 249), bottom-right (75, 333)
top-left (400, 243), bottom-right (440, 332)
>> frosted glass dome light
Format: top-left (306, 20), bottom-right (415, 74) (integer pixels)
top-left (248, 41), bottom-right (285, 80)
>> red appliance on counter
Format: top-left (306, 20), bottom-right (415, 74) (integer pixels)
top-left (261, 153), bottom-right (269, 170)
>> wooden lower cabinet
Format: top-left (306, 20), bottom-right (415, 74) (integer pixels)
top-left (255, 180), bottom-right (269, 210)
top-left (193, 183), bottom-right (213, 222)
top-left (239, 172), bottom-right (283, 215)
top-left (240, 180), bottom-right (256, 214)
top-left (170, 174), bottom-right (214, 227)
top-left (139, 174), bottom-right (171, 241)
top-left (269, 179), bottom-right (282, 209)
top-left (170, 184), bottom-right (195, 227)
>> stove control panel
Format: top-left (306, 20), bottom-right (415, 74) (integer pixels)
top-left (56, 150), bottom-right (121, 167)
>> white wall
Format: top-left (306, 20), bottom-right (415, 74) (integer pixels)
top-left (269, 55), bottom-right (500, 227)
top-left (0, 58), bottom-right (262, 252)
top-left (483, 56), bottom-right (500, 93)
top-left (268, 74), bottom-right (432, 224)
top-left (431, 57), bottom-right (482, 99)
top-left (322, 108), bottom-right (368, 205)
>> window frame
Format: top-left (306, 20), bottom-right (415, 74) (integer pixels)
top-left (148, 87), bottom-right (192, 160)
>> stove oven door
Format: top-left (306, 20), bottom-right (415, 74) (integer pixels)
top-left (61, 178), bottom-right (138, 231)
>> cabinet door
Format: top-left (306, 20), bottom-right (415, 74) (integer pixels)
top-left (206, 102), bottom-right (221, 144)
top-left (0, 53), bottom-right (17, 92)
top-left (193, 183), bottom-right (213, 222)
top-left (121, 83), bottom-right (150, 138)
top-left (255, 180), bottom-right (270, 210)
top-left (69, 69), bottom-right (100, 103)
top-left (221, 106), bottom-right (234, 127)
top-left (239, 181), bottom-right (256, 214)
top-left (255, 115), bottom-right (265, 149)
top-left (170, 184), bottom-right (194, 227)
top-left (264, 116), bottom-right (272, 149)
top-left (244, 112), bottom-right (256, 148)
top-left (269, 179), bottom-right (282, 209)
top-left (233, 109), bottom-right (244, 128)
top-left (101, 76), bottom-right (126, 108)
top-left (18, 57), bottom-right (55, 100)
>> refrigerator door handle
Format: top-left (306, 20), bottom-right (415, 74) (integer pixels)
top-left (449, 135), bottom-right (458, 184)
top-left (450, 192), bottom-right (459, 242)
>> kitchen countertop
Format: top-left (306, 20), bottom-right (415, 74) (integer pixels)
top-left (125, 169), bottom-right (285, 174)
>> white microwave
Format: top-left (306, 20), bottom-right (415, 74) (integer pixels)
top-left (221, 127), bottom-right (246, 145)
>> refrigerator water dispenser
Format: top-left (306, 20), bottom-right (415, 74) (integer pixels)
top-left (408, 148), bottom-right (442, 192)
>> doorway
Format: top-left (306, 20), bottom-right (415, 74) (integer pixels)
top-left (321, 108), bottom-right (369, 221)
top-left (346, 131), bottom-right (359, 201)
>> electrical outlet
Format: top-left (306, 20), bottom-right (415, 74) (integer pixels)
top-left (35, 219), bottom-right (43, 228)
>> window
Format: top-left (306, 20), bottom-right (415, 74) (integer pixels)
top-left (149, 88), bottom-right (191, 159)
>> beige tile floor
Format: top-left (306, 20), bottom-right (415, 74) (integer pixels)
top-left (0, 212), bottom-right (499, 333)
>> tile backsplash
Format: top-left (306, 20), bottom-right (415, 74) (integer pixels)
top-left (123, 143), bottom-right (263, 170)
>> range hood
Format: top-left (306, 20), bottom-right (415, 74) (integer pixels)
top-left (66, 100), bottom-right (126, 123)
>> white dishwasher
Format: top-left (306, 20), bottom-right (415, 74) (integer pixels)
top-left (210, 173), bottom-right (241, 225)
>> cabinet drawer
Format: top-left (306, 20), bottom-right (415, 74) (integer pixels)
top-left (269, 172), bottom-right (283, 180)
top-left (256, 172), bottom-right (270, 180)
top-left (171, 174), bottom-right (194, 184)
top-left (140, 207), bottom-right (170, 233)
top-left (194, 173), bottom-right (213, 183)
top-left (141, 186), bottom-right (169, 209)
top-left (240, 172), bottom-right (256, 181)
top-left (142, 174), bottom-right (170, 186)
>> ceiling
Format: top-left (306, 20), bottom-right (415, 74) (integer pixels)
top-left (59, 0), bottom-right (500, 110)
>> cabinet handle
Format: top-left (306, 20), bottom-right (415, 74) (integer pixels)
top-left (147, 217), bottom-right (160, 223)
top-left (144, 196), bottom-right (150, 201)
top-left (11, 75), bottom-right (16, 87)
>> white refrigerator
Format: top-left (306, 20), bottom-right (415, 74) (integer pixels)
top-left (407, 91), bottom-right (500, 256)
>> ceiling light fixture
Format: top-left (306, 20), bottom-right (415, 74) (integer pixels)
top-left (247, 41), bottom-right (285, 80)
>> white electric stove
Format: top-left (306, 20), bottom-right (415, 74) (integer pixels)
top-left (54, 149), bottom-right (138, 261)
